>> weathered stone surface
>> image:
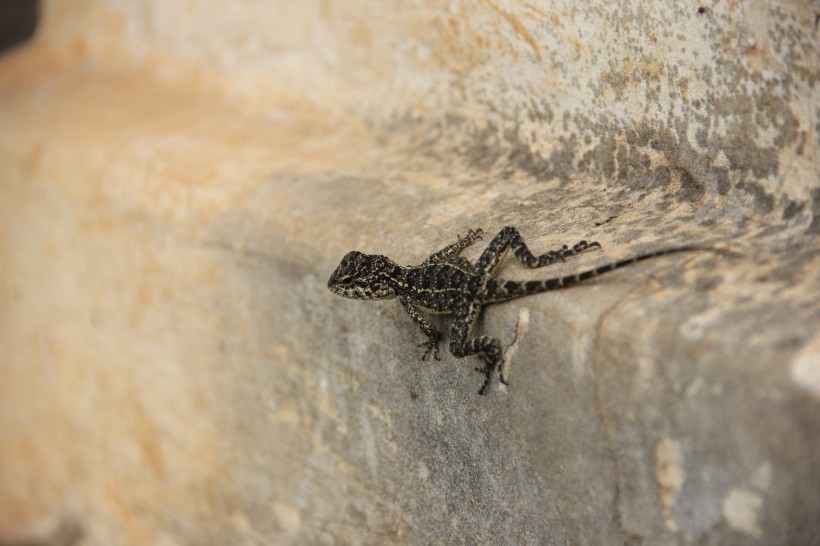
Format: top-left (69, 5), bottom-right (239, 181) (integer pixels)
top-left (1, 1), bottom-right (818, 544)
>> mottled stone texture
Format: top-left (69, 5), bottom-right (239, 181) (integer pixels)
top-left (1, 1), bottom-right (818, 544)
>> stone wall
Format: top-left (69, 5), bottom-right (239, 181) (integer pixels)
top-left (1, 1), bottom-right (818, 544)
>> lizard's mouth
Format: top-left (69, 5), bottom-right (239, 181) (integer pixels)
top-left (328, 276), bottom-right (396, 300)
top-left (327, 282), bottom-right (352, 298)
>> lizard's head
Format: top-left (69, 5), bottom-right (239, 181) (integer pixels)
top-left (328, 251), bottom-right (397, 300)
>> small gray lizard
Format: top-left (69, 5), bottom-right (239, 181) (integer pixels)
top-left (328, 226), bottom-right (705, 394)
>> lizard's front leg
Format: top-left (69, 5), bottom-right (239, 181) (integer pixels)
top-left (422, 228), bottom-right (483, 265)
top-left (448, 300), bottom-right (501, 394)
top-left (400, 297), bottom-right (441, 360)
top-left (475, 226), bottom-right (600, 275)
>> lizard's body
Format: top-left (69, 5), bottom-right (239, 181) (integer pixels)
top-left (328, 227), bottom-right (702, 394)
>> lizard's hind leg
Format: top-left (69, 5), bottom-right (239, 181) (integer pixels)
top-left (449, 301), bottom-right (501, 394)
top-left (476, 226), bottom-right (600, 275)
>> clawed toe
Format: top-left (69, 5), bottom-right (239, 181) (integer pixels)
top-left (460, 228), bottom-right (483, 243)
top-left (473, 360), bottom-right (498, 395)
top-left (573, 240), bottom-right (601, 252)
top-left (418, 340), bottom-right (440, 361)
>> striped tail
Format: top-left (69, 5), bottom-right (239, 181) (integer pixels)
top-left (489, 247), bottom-right (712, 302)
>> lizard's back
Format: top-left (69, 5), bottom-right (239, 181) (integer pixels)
top-left (394, 259), bottom-right (477, 314)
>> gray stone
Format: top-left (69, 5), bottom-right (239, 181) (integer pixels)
top-left (0, 1), bottom-right (817, 544)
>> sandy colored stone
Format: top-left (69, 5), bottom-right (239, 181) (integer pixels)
top-left (1, 1), bottom-right (818, 544)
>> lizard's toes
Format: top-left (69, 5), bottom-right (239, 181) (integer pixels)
top-left (418, 341), bottom-right (439, 361)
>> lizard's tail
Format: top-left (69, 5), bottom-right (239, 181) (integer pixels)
top-left (488, 247), bottom-right (716, 302)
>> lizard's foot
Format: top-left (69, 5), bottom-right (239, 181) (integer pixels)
top-left (418, 338), bottom-right (441, 361)
top-left (568, 239), bottom-right (601, 255)
top-left (459, 228), bottom-right (483, 244)
top-left (475, 365), bottom-right (493, 395)
top-left (546, 240), bottom-right (601, 263)
top-left (474, 358), bottom-right (498, 395)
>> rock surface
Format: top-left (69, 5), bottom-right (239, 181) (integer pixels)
top-left (0, 1), bottom-right (818, 544)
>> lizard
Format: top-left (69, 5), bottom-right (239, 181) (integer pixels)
top-left (328, 226), bottom-right (706, 395)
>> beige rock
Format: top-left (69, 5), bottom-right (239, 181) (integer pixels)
top-left (1, 1), bottom-right (818, 544)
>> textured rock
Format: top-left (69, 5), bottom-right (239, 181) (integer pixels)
top-left (0, 1), bottom-right (818, 544)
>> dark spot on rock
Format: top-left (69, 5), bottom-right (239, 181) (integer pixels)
top-left (549, 136), bottom-right (578, 182)
top-left (650, 125), bottom-right (679, 154)
top-left (626, 170), bottom-right (655, 193)
top-left (508, 143), bottom-right (552, 180)
top-left (695, 126), bottom-right (709, 148)
top-left (527, 98), bottom-right (554, 123)
top-left (465, 124), bottom-right (504, 171)
top-left (616, 145), bottom-right (629, 180)
top-left (796, 131), bottom-right (807, 156)
top-left (589, 139), bottom-right (616, 178)
top-left (714, 168), bottom-right (731, 195)
top-left (737, 180), bottom-right (775, 214)
top-left (651, 166), bottom-right (672, 188)
top-left (676, 169), bottom-right (706, 203)
top-left (782, 198), bottom-right (806, 220)
top-left (626, 125), bottom-right (653, 148)
top-left (698, 6), bottom-right (707, 14)
top-left (723, 122), bottom-right (779, 178)
top-left (628, 148), bottom-right (651, 172)
top-left (776, 336), bottom-right (804, 350)
top-left (808, 188), bottom-right (820, 234)
top-left (695, 275), bottom-right (722, 291)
